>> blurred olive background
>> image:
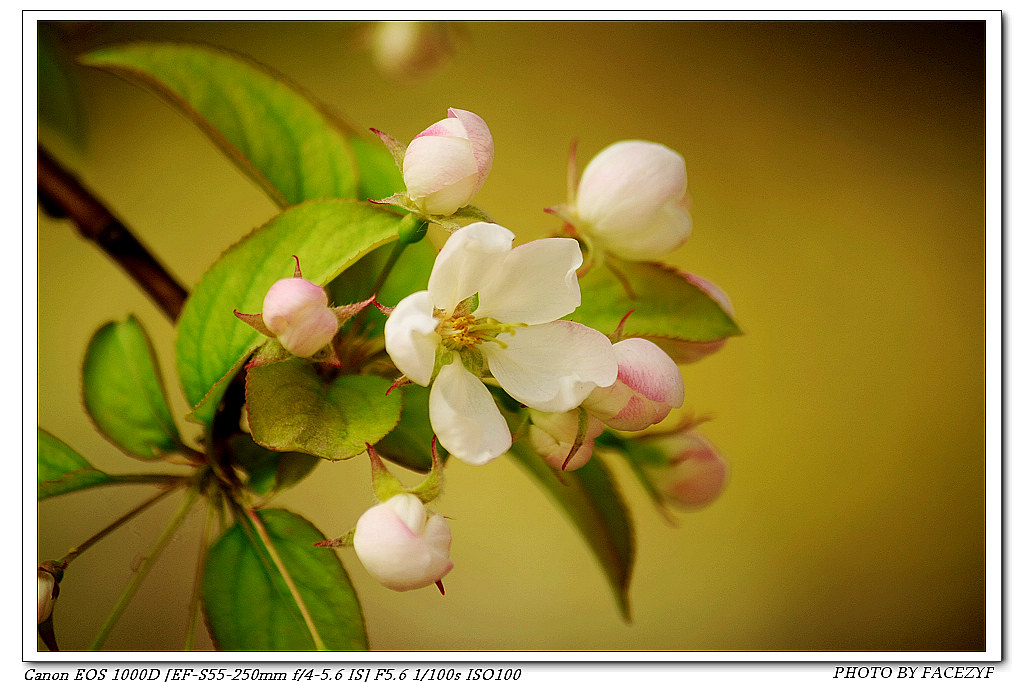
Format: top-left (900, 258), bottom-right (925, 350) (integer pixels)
top-left (35, 19), bottom-right (988, 652)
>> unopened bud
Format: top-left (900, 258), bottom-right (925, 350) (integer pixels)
top-left (573, 140), bottom-right (691, 260)
top-left (37, 563), bottom-right (63, 624)
top-left (644, 432), bottom-right (728, 509)
top-left (262, 277), bottom-right (339, 358)
top-left (582, 338), bottom-right (685, 431)
top-left (402, 108), bottom-right (493, 216)
top-left (528, 409), bottom-right (605, 471)
top-left (353, 494), bottom-right (453, 591)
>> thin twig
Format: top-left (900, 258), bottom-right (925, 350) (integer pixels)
top-left (37, 145), bottom-right (189, 321)
top-left (90, 488), bottom-right (199, 650)
top-left (58, 481), bottom-right (185, 568)
top-left (185, 500), bottom-right (217, 650)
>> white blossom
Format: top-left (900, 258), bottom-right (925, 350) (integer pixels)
top-left (384, 222), bottom-right (617, 464)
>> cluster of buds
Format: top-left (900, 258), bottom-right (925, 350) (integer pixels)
top-left (282, 107), bottom-right (729, 594)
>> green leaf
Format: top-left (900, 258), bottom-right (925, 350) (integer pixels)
top-left (245, 358), bottom-right (401, 461)
top-left (82, 316), bottom-right (181, 459)
top-left (228, 434), bottom-right (318, 498)
top-left (81, 42), bottom-right (357, 206)
top-left (38, 428), bottom-right (113, 500)
top-left (175, 199), bottom-right (402, 424)
top-left (373, 383), bottom-right (448, 473)
top-left (572, 261), bottom-right (741, 344)
top-left (509, 443), bottom-right (634, 620)
top-left (202, 508), bottom-right (367, 651)
top-left (38, 24), bottom-right (86, 149)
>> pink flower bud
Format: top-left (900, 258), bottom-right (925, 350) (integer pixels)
top-left (262, 277), bottom-right (339, 358)
top-left (644, 432), bottom-right (728, 509)
top-left (402, 108), bottom-right (493, 216)
top-left (574, 140), bottom-right (691, 260)
top-left (353, 494), bottom-right (453, 591)
top-left (38, 568), bottom-right (57, 624)
top-left (528, 409), bottom-right (605, 471)
top-left (582, 338), bottom-right (685, 431)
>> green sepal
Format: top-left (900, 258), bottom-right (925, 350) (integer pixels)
top-left (366, 444), bottom-right (406, 502)
top-left (452, 292), bottom-right (480, 317)
top-left (560, 407), bottom-right (595, 471)
top-left (314, 529), bottom-right (355, 548)
top-left (407, 438), bottom-right (445, 504)
top-left (449, 204), bottom-right (495, 224)
top-left (367, 441), bottom-right (444, 505)
top-left (369, 127), bottom-right (406, 169)
top-left (430, 346), bottom-right (456, 383)
top-left (459, 347), bottom-right (485, 377)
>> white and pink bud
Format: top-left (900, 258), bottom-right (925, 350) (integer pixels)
top-left (352, 493), bottom-right (453, 592)
top-left (37, 567), bottom-right (59, 624)
top-left (644, 432), bottom-right (728, 509)
top-left (402, 108), bottom-right (493, 216)
top-left (261, 277), bottom-right (339, 358)
top-left (582, 338), bottom-right (685, 431)
top-left (528, 409), bottom-right (606, 472)
top-left (573, 140), bottom-right (691, 261)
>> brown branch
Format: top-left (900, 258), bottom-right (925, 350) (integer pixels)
top-left (37, 145), bottom-right (189, 321)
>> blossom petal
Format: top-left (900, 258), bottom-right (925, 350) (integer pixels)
top-left (353, 495), bottom-right (449, 591)
top-left (476, 237), bottom-right (583, 324)
top-left (429, 357), bottom-right (511, 464)
top-left (613, 337), bottom-right (685, 407)
top-left (596, 202), bottom-right (692, 260)
top-left (403, 134), bottom-right (476, 199)
top-left (428, 222), bottom-right (514, 312)
top-left (384, 290), bottom-right (440, 385)
top-left (483, 321), bottom-right (617, 413)
top-left (449, 108), bottom-right (494, 193)
top-left (576, 140), bottom-right (687, 231)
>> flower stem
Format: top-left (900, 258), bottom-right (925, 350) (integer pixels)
top-left (371, 239), bottom-right (408, 297)
top-left (185, 500), bottom-right (217, 650)
top-left (90, 487), bottom-right (199, 650)
top-left (58, 481), bottom-right (185, 568)
top-left (244, 508), bottom-right (328, 651)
